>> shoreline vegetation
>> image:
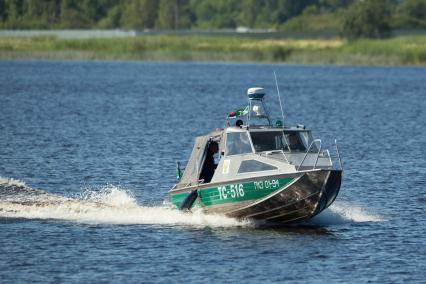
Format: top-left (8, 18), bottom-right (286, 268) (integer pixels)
top-left (1, 0), bottom-right (425, 65)
top-left (0, 34), bottom-right (425, 66)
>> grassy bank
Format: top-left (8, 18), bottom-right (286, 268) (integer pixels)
top-left (0, 34), bottom-right (425, 65)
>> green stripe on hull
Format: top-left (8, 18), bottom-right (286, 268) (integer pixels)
top-left (170, 177), bottom-right (293, 208)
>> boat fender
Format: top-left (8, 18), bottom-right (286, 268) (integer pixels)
top-left (179, 189), bottom-right (199, 211)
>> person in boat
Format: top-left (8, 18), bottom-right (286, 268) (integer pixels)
top-left (287, 133), bottom-right (304, 151)
top-left (200, 141), bottom-right (219, 183)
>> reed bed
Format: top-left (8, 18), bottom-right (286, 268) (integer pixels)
top-left (0, 34), bottom-right (425, 65)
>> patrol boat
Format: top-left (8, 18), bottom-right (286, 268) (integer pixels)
top-left (169, 87), bottom-right (343, 224)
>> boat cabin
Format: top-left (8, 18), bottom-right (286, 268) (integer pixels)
top-left (175, 87), bottom-right (332, 188)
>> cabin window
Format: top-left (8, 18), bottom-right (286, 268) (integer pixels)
top-left (238, 160), bottom-right (277, 173)
top-left (298, 131), bottom-right (315, 151)
top-left (226, 132), bottom-right (252, 155)
top-left (284, 131), bottom-right (315, 152)
top-left (250, 131), bottom-right (286, 152)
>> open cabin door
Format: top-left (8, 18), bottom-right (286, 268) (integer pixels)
top-left (178, 135), bottom-right (209, 187)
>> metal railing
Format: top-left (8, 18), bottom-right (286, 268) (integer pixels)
top-left (259, 139), bottom-right (342, 172)
top-left (334, 139), bottom-right (343, 170)
top-left (297, 139), bottom-right (322, 171)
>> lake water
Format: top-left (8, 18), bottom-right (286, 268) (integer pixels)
top-left (1, 60), bottom-right (425, 283)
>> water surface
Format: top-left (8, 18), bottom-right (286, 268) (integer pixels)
top-left (1, 61), bottom-right (425, 283)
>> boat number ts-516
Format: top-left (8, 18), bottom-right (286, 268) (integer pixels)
top-left (217, 184), bottom-right (244, 200)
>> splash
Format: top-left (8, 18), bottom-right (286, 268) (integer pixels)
top-left (0, 177), bottom-right (27, 188)
top-left (310, 201), bottom-right (385, 225)
top-left (1, 177), bottom-right (384, 228)
top-left (0, 178), bottom-right (251, 228)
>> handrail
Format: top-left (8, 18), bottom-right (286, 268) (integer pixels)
top-left (335, 139), bottom-right (343, 170)
top-left (297, 139), bottom-right (322, 171)
top-left (314, 142), bottom-right (322, 169)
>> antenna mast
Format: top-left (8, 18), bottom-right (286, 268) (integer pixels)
top-left (274, 71), bottom-right (285, 124)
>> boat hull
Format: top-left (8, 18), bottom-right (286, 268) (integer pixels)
top-left (169, 169), bottom-right (342, 224)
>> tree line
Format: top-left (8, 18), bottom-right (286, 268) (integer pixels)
top-left (0, 0), bottom-right (425, 38)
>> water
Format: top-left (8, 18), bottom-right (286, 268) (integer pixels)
top-left (1, 60), bottom-right (425, 283)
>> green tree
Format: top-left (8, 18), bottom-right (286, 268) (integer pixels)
top-left (191, 0), bottom-right (240, 28)
top-left (319, 0), bottom-right (354, 11)
top-left (0, 0), bottom-right (5, 21)
top-left (60, 0), bottom-right (91, 28)
top-left (156, 0), bottom-right (174, 29)
top-left (254, 0), bottom-right (278, 28)
top-left (239, 0), bottom-right (260, 28)
top-left (394, 0), bottom-right (426, 29)
top-left (43, 0), bottom-right (62, 28)
top-left (21, 0), bottom-right (43, 28)
top-left (156, 0), bottom-right (190, 29)
top-left (342, 0), bottom-right (393, 39)
top-left (121, 0), bottom-right (158, 29)
top-left (140, 0), bottom-right (160, 29)
top-left (97, 3), bottom-right (122, 28)
top-left (4, 0), bottom-right (19, 27)
top-left (276, 0), bottom-right (317, 22)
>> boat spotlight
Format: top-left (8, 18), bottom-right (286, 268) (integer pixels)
top-left (253, 105), bottom-right (261, 115)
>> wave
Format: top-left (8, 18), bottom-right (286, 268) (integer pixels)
top-left (0, 177), bottom-right (251, 228)
top-left (0, 177), bottom-right (384, 228)
top-left (309, 201), bottom-right (385, 225)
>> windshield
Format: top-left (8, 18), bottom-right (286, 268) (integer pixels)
top-left (250, 131), bottom-right (286, 152)
top-left (226, 132), bottom-right (253, 155)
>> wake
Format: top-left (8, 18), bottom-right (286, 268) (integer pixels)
top-left (0, 177), bottom-right (250, 228)
top-left (0, 177), bottom-right (384, 227)
top-left (310, 201), bottom-right (384, 225)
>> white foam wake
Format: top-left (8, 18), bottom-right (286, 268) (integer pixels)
top-left (310, 201), bottom-right (385, 225)
top-left (0, 180), bottom-right (251, 228)
top-left (0, 177), bottom-right (27, 188)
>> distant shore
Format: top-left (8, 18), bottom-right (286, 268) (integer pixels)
top-left (0, 34), bottom-right (425, 65)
